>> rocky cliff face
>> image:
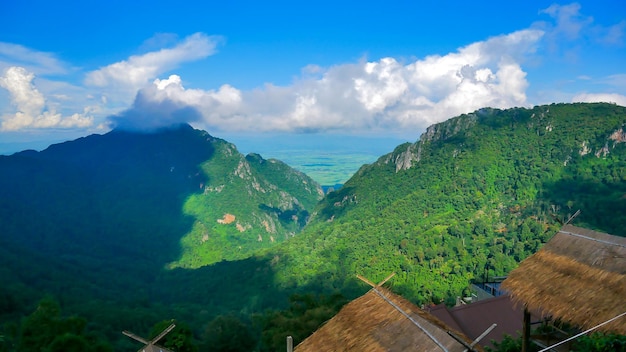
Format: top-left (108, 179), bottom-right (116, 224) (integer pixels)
top-left (383, 104), bottom-right (626, 172)
top-left (382, 111), bottom-right (479, 171)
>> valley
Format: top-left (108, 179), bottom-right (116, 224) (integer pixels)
top-left (221, 132), bottom-right (410, 186)
top-left (0, 103), bottom-right (625, 351)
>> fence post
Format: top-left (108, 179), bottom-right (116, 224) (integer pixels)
top-left (522, 308), bottom-right (531, 352)
top-left (287, 335), bottom-right (293, 352)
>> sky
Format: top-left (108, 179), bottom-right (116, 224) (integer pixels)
top-left (1, 0), bottom-right (625, 159)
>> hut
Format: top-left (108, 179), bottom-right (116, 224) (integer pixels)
top-left (428, 294), bottom-right (529, 350)
top-left (295, 285), bottom-right (477, 352)
top-left (501, 224), bottom-right (626, 349)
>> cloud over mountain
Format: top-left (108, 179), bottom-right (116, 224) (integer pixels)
top-left (108, 76), bottom-right (204, 131)
top-left (0, 33), bottom-right (220, 132)
top-left (0, 3), bottom-right (623, 136)
top-left (135, 29), bottom-right (543, 134)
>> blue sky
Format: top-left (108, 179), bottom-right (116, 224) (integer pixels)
top-left (0, 0), bottom-right (625, 156)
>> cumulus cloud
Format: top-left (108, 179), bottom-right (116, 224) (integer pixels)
top-left (125, 29), bottom-right (543, 134)
top-left (572, 93), bottom-right (626, 106)
top-left (0, 33), bottom-right (222, 133)
top-left (0, 67), bottom-right (93, 131)
top-left (85, 33), bottom-right (221, 92)
top-left (6, 8), bottom-right (618, 138)
top-left (108, 75), bottom-right (204, 131)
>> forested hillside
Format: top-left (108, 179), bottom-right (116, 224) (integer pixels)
top-left (268, 102), bottom-right (626, 304)
top-left (0, 103), bottom-right (624, 351)
top-left (0, 124), bottom-right (323, 350)
top-left (172, 147), bottom-right (324, 268)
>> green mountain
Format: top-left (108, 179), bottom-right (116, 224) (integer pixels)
top-left (0, 124), bottom-right (322, 349)
top-left (0, 124), bottom-right (322, 267)
top-left (172, 144), bottom-right (324, 268)
top-left (1, 103), bottom-right (625, 350)
top-left (267, 102), bottom-right (626, 303)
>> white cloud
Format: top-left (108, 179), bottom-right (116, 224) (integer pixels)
top-left (540, 3), bottom-right (592, 40)
top-left (572, 93), bottom-right (626, 106)
top-left (84, 33), bottom-right (221, 92)
top-left (0, 33), bottom-right (224, 133)
top-left (538, 3), bottom-right (625, 49)
top-left (5, 8), bottom-right (619, 140)
top-left (0, 67), bottom-right (92, 131)
top-left (138, 33), bottom-right (181, 53)
top-left (0, 42), bottom-right (68, 75)
top-left (125, 29), bottom-right (543, 134)
top-left (599, 20), bottom-right (626, 45)
top-left (0, 67), bottom-right (44, 117)
top-left (602, 74), bottom-right (626, 89)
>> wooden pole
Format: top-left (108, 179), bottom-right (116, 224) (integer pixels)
top-left (378, 272), bottom-right (396, 286)
top-left (356, 272), bottom-right (396, 288)
top-left (522, 308), bottom-right (531, 352)
top-left (286, 335), bottom-right (293, 352)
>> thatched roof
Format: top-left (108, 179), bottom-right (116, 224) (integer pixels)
top-left (295, 287), bottom-right (475, 352)
top-left (501, 225), bottom-right (626, 334)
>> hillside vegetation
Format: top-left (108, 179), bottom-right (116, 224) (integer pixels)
top-left (0, 124), bottom-right (323, 349)
top-left (268, 102), bottom-right (626, 304)
top-left (0, 103), bottom-right (624, 350)
top-left (173, 147), bottom-right (323, 268)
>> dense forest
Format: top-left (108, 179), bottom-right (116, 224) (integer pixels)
top-left (0, 103), bottom-right (625, 350)
top-left (0, 124), bottom-right (324, 350)
top-left (269, 103), bottom-right (626, 305)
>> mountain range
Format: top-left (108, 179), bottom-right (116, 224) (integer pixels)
top-left (0, 123), bottom-right (322, 349)
top-left (0, 103), bottom-right (625, 350)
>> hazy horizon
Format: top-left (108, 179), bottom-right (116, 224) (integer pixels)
top-left (1, 1), bottom-right (625, 155)
top-left (0, 127), bottom-right (412, 186)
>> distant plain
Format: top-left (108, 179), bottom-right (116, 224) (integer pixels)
top-left (222, 132), bottom-right (412, 185)
top-left (0, 130), bottom-right (413, 186)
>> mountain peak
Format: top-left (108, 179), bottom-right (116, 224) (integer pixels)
top-left (381, 103), bottom-right (626, 173)
top-left (111, 122), bottom-right (196, 135)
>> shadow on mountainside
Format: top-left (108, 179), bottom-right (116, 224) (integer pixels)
top-left (0, 126), bottom-right (217, 340)
top-left (540, 176), bottom-right (626, 237)
top-left (0, 124), bottom-right (349, 349)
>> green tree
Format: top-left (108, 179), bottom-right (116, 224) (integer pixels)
top-left (485, 334), bottom-right (539, 352)
top-left (45, 333), bottom-right (89, 352)
top-left (18, 297), bottom-right (63, 352)
top-left (17, 297), bottom-right (111, 352)
top-left (202, 315), bottom-right (257, 352)
top-left (256, 293), bottom-right (347, 351)
top-left (149, 320), bottom-right (198, 352)
top-left (573, 332), bottom-right (626, 352)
